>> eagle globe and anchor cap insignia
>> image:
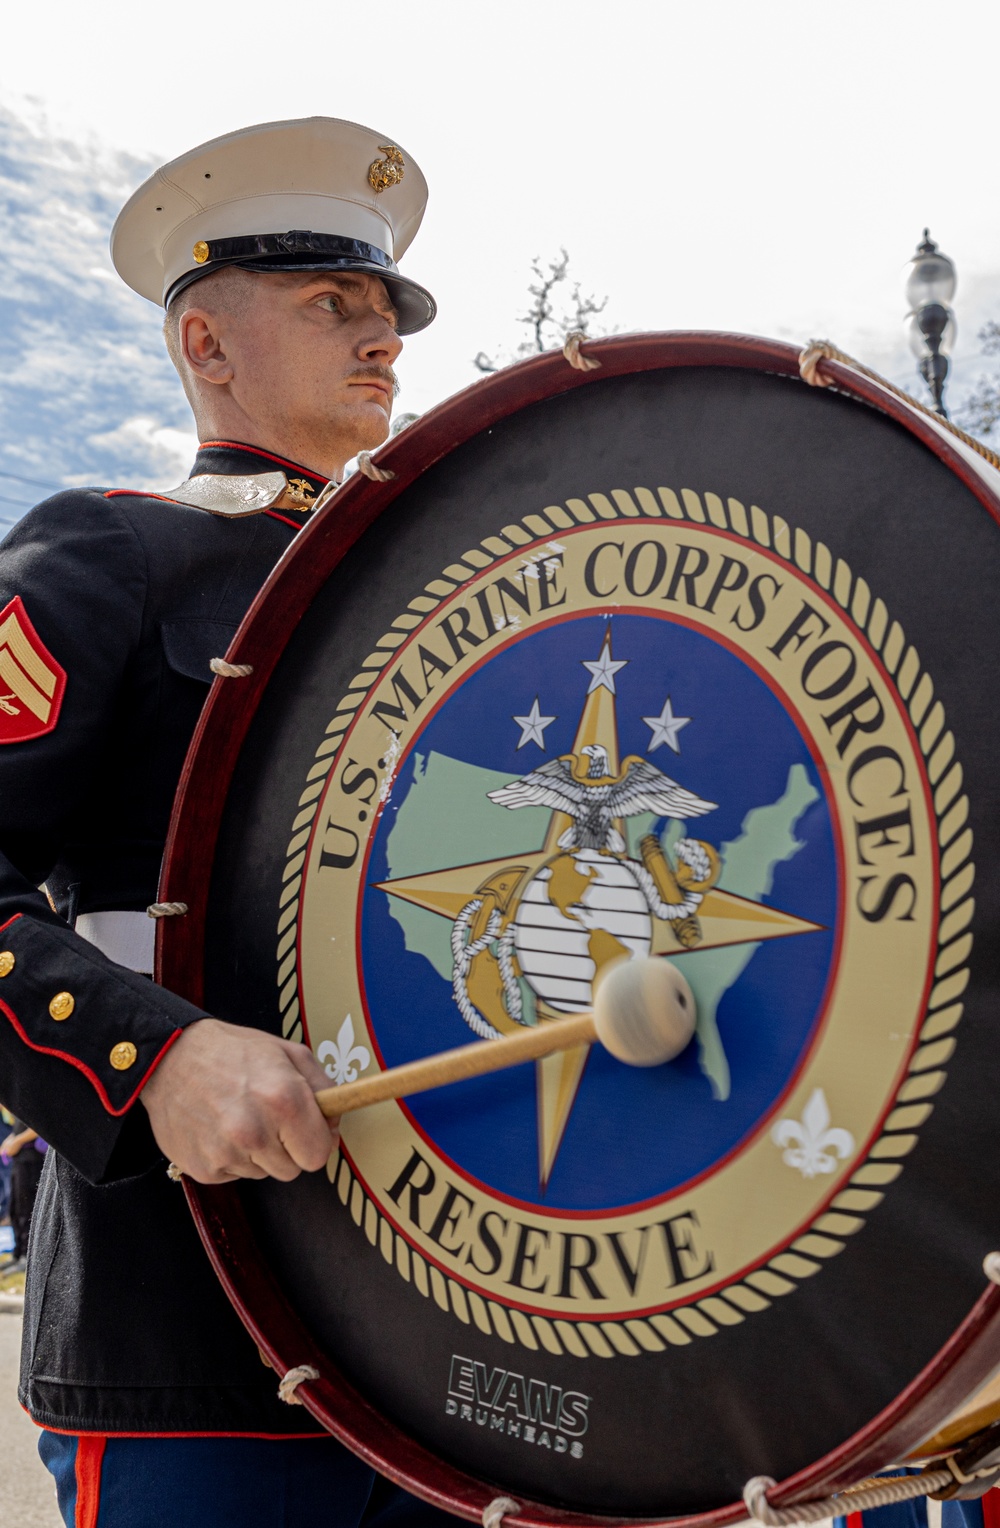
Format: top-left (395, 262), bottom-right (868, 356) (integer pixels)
top-left (291, 499), bottom-right (956, 1354)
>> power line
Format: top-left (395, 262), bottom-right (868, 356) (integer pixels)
top-left (0, 494), bottom-right (32, 510)
top-left (0, 468), bottom-right (61, 491)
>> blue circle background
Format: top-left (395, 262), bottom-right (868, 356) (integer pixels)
top-left (359, 612), bottom-right (837, 1211)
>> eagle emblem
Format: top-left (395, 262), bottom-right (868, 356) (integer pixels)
top-left (0, 596), bottom-right (66, 745)
top-left (487, 744), bottom-right (716, 854)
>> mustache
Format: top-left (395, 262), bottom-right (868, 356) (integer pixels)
top-left (349, 365), bottom-right (400, 399)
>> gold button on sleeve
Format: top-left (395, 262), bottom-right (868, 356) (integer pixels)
top-left (0, 951), bottom-right (14, 977)
top-left (49, 991), bottom-right (75, 1021)
top-left (110, 1041), bottom-right (138, 1071)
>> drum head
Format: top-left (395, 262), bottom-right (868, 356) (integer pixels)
top-left (160, 335), bottom-right (1000, 1524)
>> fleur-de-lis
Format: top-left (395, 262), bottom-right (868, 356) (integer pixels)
top-left (317, 1014), bottom-right (371, 1086)
top-left (771, 1088), bottom-right (855, 1179)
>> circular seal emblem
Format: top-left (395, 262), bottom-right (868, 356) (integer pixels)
top-left (291, 497), bottom-right (957, 1347)
top-left (176, 349), bottom-right (994, 1519)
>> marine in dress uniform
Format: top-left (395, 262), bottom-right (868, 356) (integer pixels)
top-left (0, 117), bottom-right (455, 1527)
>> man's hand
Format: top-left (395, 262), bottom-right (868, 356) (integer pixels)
top-left (141, 1018), bottom-right (338, 1184)
top-left (1, 1133), bottom-right (21, 1158)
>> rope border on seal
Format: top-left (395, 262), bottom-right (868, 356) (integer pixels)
top-left (275, 483), bottom-right (973, 1359)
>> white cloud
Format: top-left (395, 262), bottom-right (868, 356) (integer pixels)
top-left (81, 418), bottom-right (197, 489)
top-left (0, 104), bottom-right (193, 523)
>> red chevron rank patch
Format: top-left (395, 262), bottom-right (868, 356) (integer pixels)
top-left (0, 596), bottom-right (67, 744)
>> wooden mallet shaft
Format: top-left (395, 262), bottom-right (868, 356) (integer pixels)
top-left (315, 1012), bottom-right (597, 1118)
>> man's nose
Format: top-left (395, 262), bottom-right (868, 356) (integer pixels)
top-left (358, 315), bottom-right (403, 363)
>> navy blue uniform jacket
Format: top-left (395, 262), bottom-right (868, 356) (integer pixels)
top-left (0, 442), bottom-right (328, 1435)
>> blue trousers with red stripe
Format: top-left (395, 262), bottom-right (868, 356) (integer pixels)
top-left (38, 1432), bottom-right (462, 1528)
top-left (41, 1435), bottom-right (1000, 1528)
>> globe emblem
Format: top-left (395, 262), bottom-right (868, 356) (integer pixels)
top-left (514, 850), bottom-right (653, 1013)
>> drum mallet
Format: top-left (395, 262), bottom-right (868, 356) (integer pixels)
top-left (314, 956), bottom-right (696, 1118)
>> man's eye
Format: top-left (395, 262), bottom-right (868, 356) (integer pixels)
top-left (318, 295), bottom-right (342, 314)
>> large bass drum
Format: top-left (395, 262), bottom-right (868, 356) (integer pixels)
top-left (158, 334), bottom-right (1000, 1525)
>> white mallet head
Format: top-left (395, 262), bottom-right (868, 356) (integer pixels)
top-left (592, 956), bottom-right (697, 1067)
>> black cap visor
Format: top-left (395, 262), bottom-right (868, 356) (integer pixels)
top-left (165, 235), bottom-right (436, 335)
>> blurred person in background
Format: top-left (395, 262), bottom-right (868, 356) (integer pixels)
top-left (1, 1117), bottom-right (47, 1272)
top-left (0, 1104), bottom-right (13, 1234)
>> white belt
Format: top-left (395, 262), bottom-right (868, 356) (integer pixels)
top-left (75, 911), bottom-right (155, 975)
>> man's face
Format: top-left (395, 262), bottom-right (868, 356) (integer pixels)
top-left (220, 270), bottom-right (403, 466)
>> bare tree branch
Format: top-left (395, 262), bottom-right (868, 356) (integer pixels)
top-left (955, 322), bottom-right (1000, 439)
top-left (958, 378), bottom-right (1000, 439)
top-left (473, 250), bottom-right (610, 374)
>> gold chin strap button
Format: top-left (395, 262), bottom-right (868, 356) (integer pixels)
top-left (110, 1041), bottom-right (138, 1071)
top-left (192, 240), bottom-right (210, 264)
top-left (0, 952), bottom-right (14, 977)
top-left (49, 991), bottom-right (74, 1021)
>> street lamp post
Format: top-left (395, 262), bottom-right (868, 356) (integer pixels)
top-left (904, 230), bottom-right (957, 418)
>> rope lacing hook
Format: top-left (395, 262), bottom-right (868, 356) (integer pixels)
top-left (278, 1364), bottom-right (320, 1405)
top-left (562, 331), bottom-right (601, 372)
top-left (482, 1497), bottom-right (520, 1528)
top-left (356, 451), bottom-right (396, 482)
top-left (209, 658), bottom-right (254, 678)
top-left (799, 340), bottom-right (837, 388)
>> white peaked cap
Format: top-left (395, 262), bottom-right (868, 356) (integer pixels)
top-left (111, 116), bottom-right (435, 335)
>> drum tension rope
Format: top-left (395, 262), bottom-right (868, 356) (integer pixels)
top-left (277, 1364), bottom-right (321, 1405)
top-left (482, 1496), bottom-right (520, 1528)
top-left (799, 340), bottom-right (1000, 473)
top-left (562, 331), bottom-right (601, 372)
top-left (146, 901), bottom-right (188, 918)
top-left (744, 1254), bottom-right (1000, 1522)
top-left (209, 658), bottom-right (254, 679)
top-left (356, 451), bottom-right (396, 482)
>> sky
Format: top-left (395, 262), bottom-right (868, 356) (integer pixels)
top-left (2, 0), bottom-right (1000, 521)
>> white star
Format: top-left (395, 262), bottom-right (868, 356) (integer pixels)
top-left (513, 697), bottom-right (556, 750)
top-left (643, 696), bottom-right (691, 754)
top-left (582, 643), bottom-right (628, 695)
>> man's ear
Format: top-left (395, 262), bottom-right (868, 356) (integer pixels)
top-left (179, 309), bottom-right (235, 386)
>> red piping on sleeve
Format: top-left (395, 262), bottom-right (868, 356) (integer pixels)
top-left (0, 997), bottom-right (184, 1116)
top-left (0, 913), bottom-right (23, 935)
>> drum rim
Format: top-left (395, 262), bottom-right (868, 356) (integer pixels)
top-left (159, 332), bottom-right (1000, 1526)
